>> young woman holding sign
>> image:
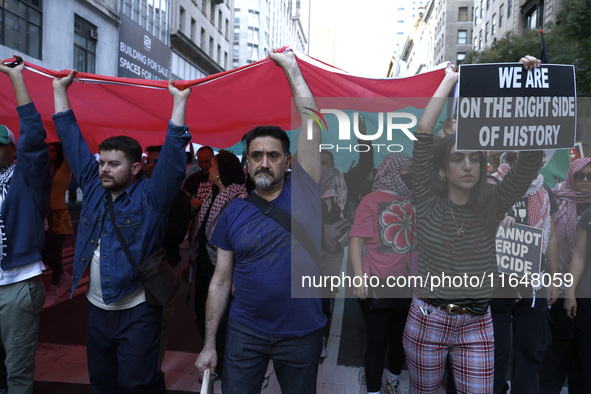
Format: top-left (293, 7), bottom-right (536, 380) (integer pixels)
top-left (402, 56), bottom-right (543, 393)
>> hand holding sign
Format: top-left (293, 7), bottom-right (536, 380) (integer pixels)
top-left (457, 60), bottom-right (576, 151)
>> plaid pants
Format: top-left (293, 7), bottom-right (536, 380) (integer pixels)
top-left (403, 298), bottom-right (494, 394)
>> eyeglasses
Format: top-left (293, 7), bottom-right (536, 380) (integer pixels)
top-left (573, 172), bottom-right (591, 182)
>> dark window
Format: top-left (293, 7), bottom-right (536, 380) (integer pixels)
top-left (0, 0), bottom-right (43, 59)
top-left (73, 15), bottom-right (96, 73)
top-left (523, 0), bottom-right (543, 29)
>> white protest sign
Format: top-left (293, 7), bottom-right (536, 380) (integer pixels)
top-left (495, 223), bottom-right (543, 278)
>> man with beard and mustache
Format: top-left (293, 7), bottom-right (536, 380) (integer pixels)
top-left (52, 71), bottom-right (192, 393)
top-left (195, 48), bottom-right (325, 393)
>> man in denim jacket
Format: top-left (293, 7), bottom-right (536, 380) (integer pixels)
top-left (52, 71), bottom-right (191, 393)
top-left (0, 56), bottom-right (50, 393)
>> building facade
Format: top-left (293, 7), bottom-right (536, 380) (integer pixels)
top-left (0, 0), bottom-right (234, 82)
top-left (232, 0), bottom-right (309, 68)
top-left (170, 0), bottom-right (233, 80)
top-left (398, 0), bottom-right (473, 77)
top-left (473, 0), bottom-right (563, 52)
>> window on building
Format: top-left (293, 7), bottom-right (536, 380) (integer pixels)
top-left (217, 44), bottom-right (221, 63)
top-left (224, 51), bottom-right (228, 69)
top-left (500, 5), bottom-right (504, 27)
top-left (492, 14), bottom-right (497, 35)
top-left (191, 18), bottom-right (196, 41)
top-left (479, 31), bottom-right (482, 49)
top-left (232, 44), bottom-right (239, 58)
top-left (210, 0), bottom-right (215, 23)
top-left (523, 0), bottom-right (543, 29)
top-left (172, 51), bottom-right (207, 81)
top-left (485, 23), bottom-right (489, 43)
top-left (218, 10), bottom-right (222, 31)
top-left (480, 0), bottom-right (484, 19)
top-left (458, 30), bottom-right (467, 45)
top-left (474, 37), bottom-right (478, 50)
top-left (209, 37), bottom-right (214, 57)
top-left (457, 52), bottom-right (466, 64)
top-left (508, 0), bottom-right (512, 18)
top-left (233, 26), bottom-right (239, 42)
top-left (122, 0), bottom-right (169, 43)
top-left (201, 28), bottom-right (206, 48)
top-left (225, 19), bottom-right (229, 38)
top-left (486, 0), bottom-right (490, 10)
top-left (202, 0), bottom-right (207, 14)
top-left (1, 0), bottom-right (43, 59)
top-left (73, 15), bottom-right (96, 74)
top-left (458, 7), bottom-right (468, 21)
top-left (179, 7), bottom-right (185, 32)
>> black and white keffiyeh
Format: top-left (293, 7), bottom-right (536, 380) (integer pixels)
top-left (0, 163), bottom-right (15, 261)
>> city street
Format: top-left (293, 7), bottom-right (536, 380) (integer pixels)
top-left (35, 246), bottom-right (380, 393)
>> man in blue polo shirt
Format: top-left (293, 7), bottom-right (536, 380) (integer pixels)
top-left (52, 70), bottom-right (192, 393)
top-left (195, 48), bottom-right (325, 393)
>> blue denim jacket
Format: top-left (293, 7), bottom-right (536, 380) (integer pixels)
top-left (53, 110), bottom-right (191, 304)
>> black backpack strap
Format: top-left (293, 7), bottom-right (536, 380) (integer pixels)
top-left (106, 194), bottom-right (143, 279)
top-left (245, 194), bottom-right (320, 265)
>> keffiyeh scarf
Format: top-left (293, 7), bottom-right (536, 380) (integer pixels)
top-left (0, 163), bottom-right (15, 262)
top-left (553, 157), bottom-right (591, 274)
top-left (191, 183), bottom-right (248, 264)
top-left (372, 152), bottom-right (412, 197)
top-left (496, 164), bottom-right (551, 252)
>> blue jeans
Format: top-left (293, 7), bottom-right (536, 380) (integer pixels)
top-left (222, 319), bottom-right (322, 394)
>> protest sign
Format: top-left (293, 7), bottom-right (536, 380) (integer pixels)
top-left (495, 223), bottom-right (543, 278)
top-left (457, 63), bottom-right (576, 151)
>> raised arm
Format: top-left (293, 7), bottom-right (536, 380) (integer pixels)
top-left (195, 247), bottom-right (235, 377)
top-left (269, 49), bottom-right (321, 182)
top-left (53, 70), bottom-right (76, 113)
top-left (0, 56), bottom-right (31, 106)
top-left (52, 70), bottom-right (104, 197)
top-left (169, 80), bottom-right (191, 126)
top-left (145, 82), bottom-right (192, 214)
top-left (416, 64), bottom-right (458, 135)
top-left (1, 55), bottom-right (50, 212)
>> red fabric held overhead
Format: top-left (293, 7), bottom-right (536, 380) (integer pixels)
top-left (0, 51), bottom-right (445, 152)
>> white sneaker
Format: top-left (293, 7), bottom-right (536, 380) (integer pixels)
top-left (320, 338), bottom-right (328, 359)
top-left (58, 272), bottom-right (73, 297)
